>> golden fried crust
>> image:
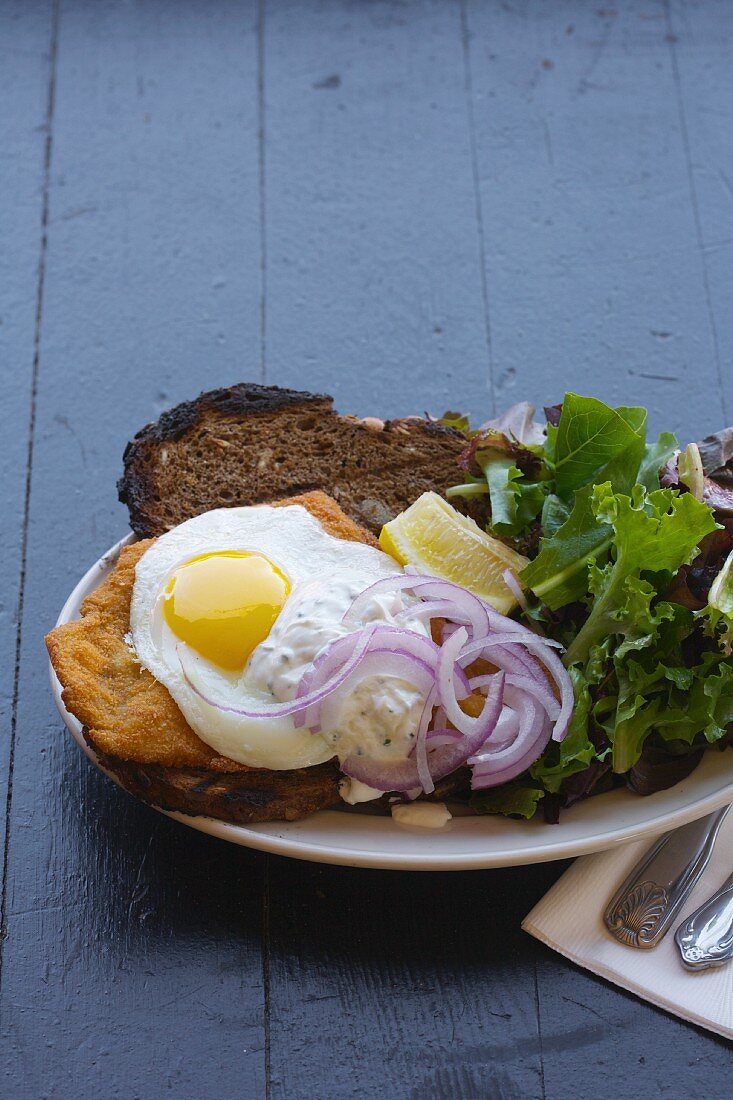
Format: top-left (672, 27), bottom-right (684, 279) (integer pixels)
top-left (46, 491), bottom-right (378, 770)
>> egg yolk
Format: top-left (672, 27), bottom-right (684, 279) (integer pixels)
top-left (163, 551), bottom-right (291, 672)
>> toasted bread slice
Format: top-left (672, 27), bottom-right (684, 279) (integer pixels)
top-left (47, 492), bottom-right (379, 824)
top-left (118, 382), bottom-right (486, 538)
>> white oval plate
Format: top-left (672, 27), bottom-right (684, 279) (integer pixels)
top-left (50, 536), bottom-right (733, 870)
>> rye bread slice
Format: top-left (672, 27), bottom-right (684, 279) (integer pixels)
top-left (118, 382), bottom-right (485, 537)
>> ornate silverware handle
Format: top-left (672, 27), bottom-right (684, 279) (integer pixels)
top-left (604, 807), bottom-right (730, 949)
top-left (675, 871), bottom-right (733, 970)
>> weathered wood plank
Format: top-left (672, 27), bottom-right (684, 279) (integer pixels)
top-left (463, 2), bottom-right (733, 1092)
top-left (263, 0), bottom-right (492, 418)
top-left (261, 2), bottom-right (548, 1096)
top-left (3, 2), bottom-right (733, 1097)
top-left (531, 949), bottom-right (732, 1100)
top-left (0, 0), bottom-right (55, 897)
top-left (1, 2), bottom-right (266, 1095)
top-left (464, 0), bottom-right (726, 442)
top-left (667, 0), bottom-right (733, 421)
top-left (267, 857), bottom-right (560, 1100)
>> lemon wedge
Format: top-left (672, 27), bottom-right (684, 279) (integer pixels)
top-left (379, 492), bottom-right (529, 615)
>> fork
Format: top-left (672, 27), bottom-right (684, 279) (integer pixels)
top-left (603, 807), bottom-right (730, 949)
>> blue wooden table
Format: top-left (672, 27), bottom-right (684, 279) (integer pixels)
top-left (2, 1), bottom-right (733, 1095)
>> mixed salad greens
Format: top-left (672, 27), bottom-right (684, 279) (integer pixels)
top-left (444, 394), bottom-right (733, 821)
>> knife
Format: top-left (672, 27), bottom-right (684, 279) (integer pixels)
top-left (603, 806), bottom-right (730, 949)
top-left (675, 869), bottom-right (733, 970)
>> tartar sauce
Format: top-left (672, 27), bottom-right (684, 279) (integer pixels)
top-left (391, 802), bottom-right (452, 829)
top-left (247, 573), bottom-right (429, 774)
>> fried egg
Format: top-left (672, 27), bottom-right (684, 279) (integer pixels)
top-left (130, 505), bottom-right (428, 773)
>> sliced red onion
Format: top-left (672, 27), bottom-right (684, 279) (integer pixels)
top-left (505, 673), bottom-right (560, 720)
top-left (432, 704), bottom-right (448, 730)
top-left (518, 642), bottom-right (572, 743)
top-left (484, 606), bottom-right (562, 648)
top-left (395, 598), bottom-right (489, 644)
top-left (413, 686), bottom-right (437, 794)
top-left (502, 568), bottom-right (527, 609)
top-left (470, 694), bottom-right (551, 789)
top-left (180, 562), bottom-right (572, 796)
top-left (394, 600), bottom-right (451, 626)
top-left (482, 705), bottom-right (522, 751)
top-left (344, 571), bottom-right (562, 652)
top-left (341, 672), bottom-right (505, 793)
top-left (437, 628), bottom-right (494, 737)
top-left (471, 734), bottom-right (548, 788)
top-left (426, 729), bottom-right (462, 745)
top-left (468, 671), bottom-right (559, 722)
top-left (457, 636), bottom-right (572, 743)
top-left (300, 624), bottom-right (441, 691)
top-left (344, 574), bottom-right (490, 640)
top-left (341, 574), bottom-right (443, 625)
top-left (424, 735), bottom-right (463, 749)
top-left (294, 625), bottom-right (444, 728)
top-left (297, 626), bottom-right (470, 736)
top-left (495, 641), bottom-right (547, 676)
top-left (400, 582), bottom-right (490, 641)
top-left (464, 641), bottom-right (541, 685)
top-left (177, 628), bottom-right (378, 720)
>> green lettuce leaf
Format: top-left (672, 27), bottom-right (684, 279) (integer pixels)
top-left (610, 698), bottom-right (662, 773)
top-left (552, 394), bottom-right (647, 497)
top-left (440, 393), bottom-right (729, 800)
top-left (638, 431), bottom-right (678, 491)
top-left (470, 784), bottom-right (544, 819)
top-left (520, 484), bottom-right (613, 609)
top-left (655, 655), bottom-right (733, 745)
top-left (563, 485), bottom-right (718, 666)
top-left (609, 652), bottom-right (733, 771)
top-left (522, 402), bottom-right (662, 610)
top-left (540, 492), bottom-right (571, 537)
top-left (483, 456), bottom-right (519, 532)
top-left (530, 667), bottom-right (597, 792)
top-left (705, 547), bottom-right (733, 654)
top-left (482, 457), bottom-right (546, 536)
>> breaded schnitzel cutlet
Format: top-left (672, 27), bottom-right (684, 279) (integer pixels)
top-left (46, 491), bottom-right (377, 823)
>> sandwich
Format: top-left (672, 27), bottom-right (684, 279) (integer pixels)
top-left (46, 384), bottom-right (733, 825)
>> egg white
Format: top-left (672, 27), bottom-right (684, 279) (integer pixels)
top-left (130, 504), bottom-right (426, 771)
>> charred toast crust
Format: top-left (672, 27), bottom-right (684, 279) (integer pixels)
top-left (117, 382), bottom-right (472, 539)
top-left (120, 382), bottom-right (331, 450)
top-left (90, 739), bottom-right (468, 824)
top-left (88, 735), bottom-right (343, 824)
top-left (118, 384), bottom-right (333, 532)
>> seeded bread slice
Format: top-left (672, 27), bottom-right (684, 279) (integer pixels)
top-left (118, 382), bottom-right (485, 537)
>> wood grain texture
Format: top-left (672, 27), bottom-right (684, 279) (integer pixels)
top-left (266, 858), bottom-right (561, 1100)
top-left (0, 0), bottom-right (55, 904)
top-left (0, 1), bottom-right (266, 1095)
top-left (262, 0), bottom-right (493, 417)
top-left (666, 0), bottom-right (733, 424)
top-left (461, 3), bottom-right (733, 1089)
top-left (2, 1), bottom-right (733, 1098)
top-left (463, 0), bottom-right (730, 441)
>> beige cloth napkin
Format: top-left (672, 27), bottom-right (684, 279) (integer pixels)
top-left (522, 808), bottom-right (733, 1040)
